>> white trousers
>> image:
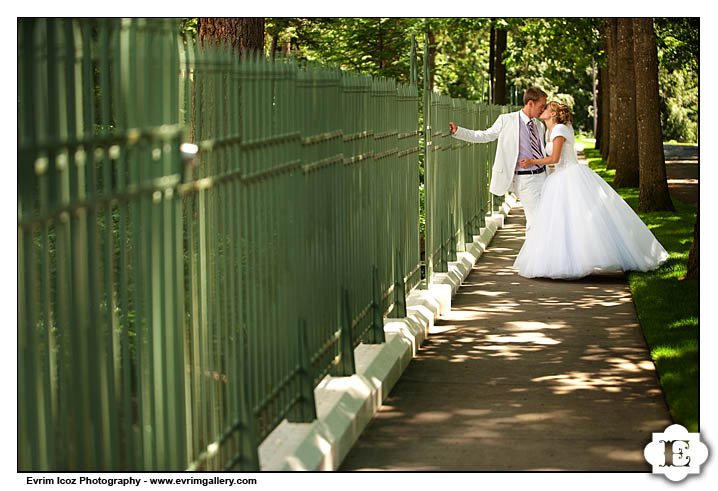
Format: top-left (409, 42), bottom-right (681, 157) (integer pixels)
top-left (512, 172), bottom-right (547, 237)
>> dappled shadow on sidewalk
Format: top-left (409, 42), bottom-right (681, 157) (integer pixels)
top-left (340, 205), bottom-right (672, 471)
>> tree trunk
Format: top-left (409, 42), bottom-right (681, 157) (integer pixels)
top-left (493, 27), bottom-right (507, 105)
top-left (270, 32), bottom-right (279, 60)
top-left (489, 24), bottom-right (495, 100)
top-left (685, 209), bottom-right (699, 280)
top-left (595, 65), bottom-right (603, 149)
top-left (595, 23), bottom-right (605, 152)
top-left (592, 57), bottom-right (598, 140)
top-left (198, 18), bottom-right (265, 55)
top-left (633, 18), bottom-right (674, 212)
top-left (428, 30), bottom-right (436, 91)
top-left (194, 18), bottom-right (264, 164)
top-left (605, 18), bottom-right (618, 168)
top-left (600, 65), bottom-right (611, 158)
top-left (377, 19), bottom-right (384, 70)
top-left (613, 18), bottom-right (639, 188)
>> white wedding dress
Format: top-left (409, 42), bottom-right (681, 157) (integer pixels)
top-left (513, 123), bottom-right (669, 279)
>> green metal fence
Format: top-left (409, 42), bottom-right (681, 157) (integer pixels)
top-left (179, 38), bottom-right (421, 463)
top-left (18, 18), bottom-right (420, 472)
top-left (18, 19), bottom-right (513, 472)
top-left (18, 17), bottom-right (190, 472)
top-left (423, 86), bottom-right (515, 277)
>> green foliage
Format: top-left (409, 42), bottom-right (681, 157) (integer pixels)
top-left (432, 18), bottom-right (491, 100)
top-left (180, 17), bottom-right (197, 40)
top-left (505, 18), bottom-right (602, 79)
top-left (502, 18), bottom-right (602, 134)
top-left (266, 18), bottom-right (418, 83)
top-left (585, 147), bottom-right (698, 432)
top-left (654, 18), bottom-right (698, 143)
top-left (654, 18), bottom-right (699, 73)
top-left (659, 66), bottom-right (698, 143)
top-left (260, 17), bottom-right (697, 143)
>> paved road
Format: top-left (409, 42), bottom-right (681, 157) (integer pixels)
top-left (664, 144), bottom-right (698, 207)
top-left (340, 205), bottom-right (672, 471)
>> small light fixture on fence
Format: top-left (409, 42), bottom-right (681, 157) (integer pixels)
top-left (180, 142), bottom-right (199, 166)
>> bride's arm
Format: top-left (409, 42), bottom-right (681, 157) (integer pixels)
top-left (518, 136), bottom-right (565, 168)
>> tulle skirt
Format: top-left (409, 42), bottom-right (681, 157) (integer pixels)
top-left (513, 164), bottom-right (669, 279)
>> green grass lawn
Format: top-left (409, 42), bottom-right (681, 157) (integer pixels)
top-left (583, 147), bottom-right (699, 432)
top-left (574, 135), bottom-right (595, 152)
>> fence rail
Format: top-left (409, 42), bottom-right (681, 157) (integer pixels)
top-left (18, 18), bottom-right (512, 471)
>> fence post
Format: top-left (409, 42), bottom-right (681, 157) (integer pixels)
top-left (332, 288), bottom-right (356, 377)
top-left (224, 350), bottom-right (260, 471)
top-left (422, 32), bottom-right (432, 287)
top-left (366, 265), bottom-right (386, 343)
top-left (388, 249), bottom-right (407, 318)
top-left (438, 219), bottom-right (447, 273)
top-left (287, 318), bottom-right (318, 422)
top-left (449, 210), bottom-right (457, 262)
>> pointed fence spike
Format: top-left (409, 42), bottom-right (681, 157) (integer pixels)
top-left (438, 219), bottom-right (448, 273)
top-left (367, 265), bottom-right (386, 344)
top-left (331, 288), bottom-right (356, 376)
top-left (389, 249), bottom-right (407, 319)
top-left (287, 318), bottom-right (318, 423)
top-left (234, 349), bottom-right (260, 470)
top-left (449, 210), bottom-right (457, 262)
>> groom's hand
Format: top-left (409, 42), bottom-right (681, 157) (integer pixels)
top-left (449, 122), bottom-right (457, 135)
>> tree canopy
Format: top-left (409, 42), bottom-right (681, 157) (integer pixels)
top-left (186, 17), bottom-right (697, 142)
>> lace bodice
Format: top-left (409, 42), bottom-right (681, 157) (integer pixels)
top-left (545, 123), bottom-right (579, 168)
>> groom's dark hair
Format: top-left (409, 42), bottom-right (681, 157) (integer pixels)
top-left (523, 87), bottom-right (548, 105)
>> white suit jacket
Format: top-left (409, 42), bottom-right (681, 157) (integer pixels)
top-left (452, 110), bottom-right (546, 196)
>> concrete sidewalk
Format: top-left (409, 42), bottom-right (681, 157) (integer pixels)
top-left (340, 203), bottom-right (672, 471)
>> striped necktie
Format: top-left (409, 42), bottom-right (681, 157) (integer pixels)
top-left (526, 119), bottom-right (543, 160)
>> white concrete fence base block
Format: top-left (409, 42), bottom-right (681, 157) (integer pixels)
top-left (431, 270), bottom-right (462, 297)
top-left (427, 283), bottom-right (452, 316)
top-left (504, 193), bottom-right (518, 209)
top-left (258, 195), bottom-right (515, 471)
top-left (258, 335), bottom-right (411, 471)
top-left (406, 289), bottom-right (441, 322)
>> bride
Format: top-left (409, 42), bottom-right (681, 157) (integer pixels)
top-left (512, 101), bottom-right (669, 279)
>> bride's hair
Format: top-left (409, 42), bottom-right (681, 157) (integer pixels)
top-left (548, 101), bottom-right (574, 125)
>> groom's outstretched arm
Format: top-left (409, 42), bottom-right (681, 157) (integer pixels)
top-left (449, 115), bottom-right (503, 143)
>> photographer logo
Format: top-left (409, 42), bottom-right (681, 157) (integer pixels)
top-left (643, 424), bottom-right (708, 482)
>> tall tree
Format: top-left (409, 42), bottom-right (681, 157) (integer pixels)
top-left (489, 22), bottom-right (495, 98)
top-left (613, 18), bottom-right (639, 188)
top-left (591, 56), bottom-right (598, 141)
top-left (427, 30), bottom-right (437, 90)
top-left (599, 64), bottom-right (610, 158)
top-left (197, 18), bottom-right (265, 54)
top-left (633, 18), bottom-right (674, 212)
top-left (605, 18), bottom-right (618, 168)
top-left (493, 24), bottom-right (507, 105)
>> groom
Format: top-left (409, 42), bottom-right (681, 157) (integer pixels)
top-left (449, 87), bottom-right (548, 236)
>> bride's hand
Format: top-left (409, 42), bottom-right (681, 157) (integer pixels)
top-left (518, 159), bottom-right (534, 169)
